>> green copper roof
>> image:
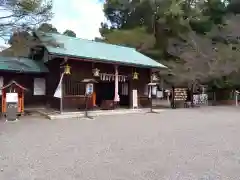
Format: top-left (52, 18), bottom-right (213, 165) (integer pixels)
top-left (36, 32), bottom-right (167, 68)
top-left (0, 56), bottom-right (49, 73)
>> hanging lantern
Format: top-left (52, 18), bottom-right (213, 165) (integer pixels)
top-left (64, 64), bottom-right (71, 75)
top-left (151, 73), bottom-right (158, 81)
top-left (133, 71), bottom-right (139, 80)
top-left (92, 68), bottom-right (100, 77)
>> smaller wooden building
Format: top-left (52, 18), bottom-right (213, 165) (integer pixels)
top-left (0, 56), bottom-right (49, 113)
top-left (1, 80), bottom-right (27, 114)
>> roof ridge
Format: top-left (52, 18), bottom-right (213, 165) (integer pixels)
top-left (45, 32), bottom-right (137, 50)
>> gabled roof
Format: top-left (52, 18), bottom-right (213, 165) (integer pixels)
top-left (35, 32), bottom-right (167, 68)
top-left (0, 56), bottom-right (49, 73)
top-left (1, 80), bottom-right (28, 91)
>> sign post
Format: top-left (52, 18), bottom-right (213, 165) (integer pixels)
top-left (6, 93), bottom-right (18, 121)
top-left (81, 79), bottom-right (98, 119)
top-left (84, 83), bottom-right (94, 119)
top-left (147, 82), bottom-right (159, 113)
top-left (1, 81), bottom-right (27, 121)
top-left (235, 90), bottom-right (239, 107)
top-left (54, 73), bottom-right (64, 113)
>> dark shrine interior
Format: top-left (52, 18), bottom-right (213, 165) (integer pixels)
top-left (95, 81), bottom-right (130, 108)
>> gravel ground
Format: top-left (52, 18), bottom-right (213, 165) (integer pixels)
top-left (1, 107), bottom-right (240, 180)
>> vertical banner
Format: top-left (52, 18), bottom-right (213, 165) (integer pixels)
top-left (114, 66), bottom-right (120, 102)
top-left (54, 73), bottom-right (64, 98)
top-left (132, 89), bottom-right (138, 108)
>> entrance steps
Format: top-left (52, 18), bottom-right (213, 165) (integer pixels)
top-left (38, 108), bottom-right (165, 120)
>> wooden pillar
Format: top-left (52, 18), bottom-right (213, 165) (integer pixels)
top-left (18, 92), bottom-right (21, 113)
top-left (129, 78), bottom-right (133, 108)
top-left (59, 72), bottom-right (64, 113)
top-left (114, 65), bottom-right (120, 103)
top-left (92, 91), bottom-right (96, 107)
top-left (149, 69), bottom-right (153, 107)
top-left (2, 91), bottom-right (5, 113)
top-left (21, 91), bottom-right (24, 113)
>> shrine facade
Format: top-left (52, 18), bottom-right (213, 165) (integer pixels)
top-left (0, 32), bottom-right (167, 112)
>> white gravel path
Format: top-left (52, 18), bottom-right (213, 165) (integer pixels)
top-left (0, 107), bottom-right (240, 180)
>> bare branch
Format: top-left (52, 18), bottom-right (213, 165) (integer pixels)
top-left (0, 0), bottom-right (53, 39)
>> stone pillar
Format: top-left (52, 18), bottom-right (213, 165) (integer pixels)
top-left (114, 65), bottom-right (120, 102)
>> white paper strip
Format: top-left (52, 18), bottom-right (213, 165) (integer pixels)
top-left (148, 87), bottom-right (151, 98)
top-left (152, 86), bottom-right (157, 95)
top-left (156, 91), bottom-right (163, 98)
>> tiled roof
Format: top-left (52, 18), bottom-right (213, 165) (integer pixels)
top-left (0, 56), bottom-right (49, 73)
top-left (36, 32), bottom-right (167, 68)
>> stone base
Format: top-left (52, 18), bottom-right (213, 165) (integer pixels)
top-left (44, 108), bottom-right (165, 120)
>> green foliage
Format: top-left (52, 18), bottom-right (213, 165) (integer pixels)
top-left (0, 0), bottom-right (53, 39)
top-left (63, 30), bottom-right (77, 37)
top-left (100, 0), bottom-right (240, 88)
top-left (2, 21), bottom-right (79, 58)
top-left (38, 23), bottom-right (58, 33)
top-left (18, 0), bottom-right (43, 12)
top-left (103, 27), bottom-right (155, 50)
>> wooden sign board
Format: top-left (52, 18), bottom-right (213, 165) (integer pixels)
top-left (6, 93), bottom-right (18, 103)
top-left (86, 83), bottom-right (93, 95)
top-left (6, 93), bottom-right (18, 121)
top-left (174, 88), bottom-right (187, 101)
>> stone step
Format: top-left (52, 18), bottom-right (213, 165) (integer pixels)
top-left (47, 108), bottom-right (165, 120)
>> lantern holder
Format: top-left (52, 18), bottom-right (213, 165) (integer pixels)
top-left (146, 82), bottom-right (159, 114)
top-left (133, 71), bottom-right (139, 80)
top-left (81, 79), bottom-right (98, 119)
top-left (151, 73), bottom-right (159, 82)
top-left (92, 68), bottom-right (100, 77)
top-left (60, 64), bottom-right (71, 75)
top-left (64, 64), bottom-right (71, 75)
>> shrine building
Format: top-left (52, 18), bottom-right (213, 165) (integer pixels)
top-left (0, 32), bottom-right (166, 112)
